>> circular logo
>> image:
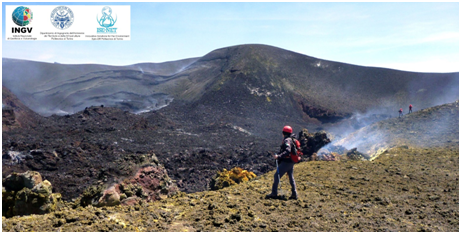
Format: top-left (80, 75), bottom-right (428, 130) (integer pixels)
top-left (50, 6), bottom-right (74, 30)
top-left (12, 6), bottom-right (33, 26)
top-left (97, 6), bottom-right (117, 28)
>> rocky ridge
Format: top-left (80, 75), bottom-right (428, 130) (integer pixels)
top-left (2, 145), bottom-right (458, 231)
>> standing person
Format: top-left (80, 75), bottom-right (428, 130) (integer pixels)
top-left (266, 125), bottom-right (298, 200)
top-left (409, 104), bottom-right (413, 113)
top-left (399, 108), bottom-right (403, 118)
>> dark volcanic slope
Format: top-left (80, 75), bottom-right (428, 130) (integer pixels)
top-left (3, 45), bottom-right (458, 134)
top-left (159, 44), bottom-right (459, 137)
top-left (2, 86), bottom-right (43, 131)
top-left (2, 103), bottom-right (276, 200)
top-left (191, 45), bottom-right (458, 114)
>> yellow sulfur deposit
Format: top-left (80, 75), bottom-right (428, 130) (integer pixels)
top-left (210, 167), bottom-right (257, 190)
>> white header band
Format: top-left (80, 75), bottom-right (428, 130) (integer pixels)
top-left (6, 5), bottom-right (131, 41)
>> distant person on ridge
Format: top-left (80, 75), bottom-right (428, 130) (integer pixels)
top-left (409, 104), bottom-right (413, 113)
top-left (266, 125), bottom-right (298, 200)
top-left (399, 108), bottom-right (403, 118)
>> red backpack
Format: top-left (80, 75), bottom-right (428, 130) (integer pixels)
top-left (290, 138), bottom-right (303, 163)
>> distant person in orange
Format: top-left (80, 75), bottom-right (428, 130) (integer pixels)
top-left (409, 104), bottom-right (413, 113)
top-left (399, 108), bottom-right (403, 118)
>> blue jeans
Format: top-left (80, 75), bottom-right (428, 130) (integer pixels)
top-left (271, 161), bottom-right (297, 197)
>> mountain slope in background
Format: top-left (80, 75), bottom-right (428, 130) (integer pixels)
top-left (2, 57), bottom-right (198, 116)
top-left (2, 86), bottom-right (43, 131)
top-left (3, 44), bottom-right (458, 137)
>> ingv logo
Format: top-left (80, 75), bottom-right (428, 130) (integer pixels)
top-left (12, 6), bottom-right (33, 33)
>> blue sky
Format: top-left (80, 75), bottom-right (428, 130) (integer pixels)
top-left (2, 1), bottom-right (459, 72)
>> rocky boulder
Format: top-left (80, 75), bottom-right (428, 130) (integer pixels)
top-left (77, 154), bottom-right (179, 207)
top-left (78, 183), bottom-right (105, 207)
top-left (97, 186), bottom-right (121, 207)
top-left (123, 164), bottom-right (178, 201)
top-left (2, 171), bottom-right (63, 218)
top-left (3, 171), bottom-right (43, 191)
top-left (316, 151), bottom-right (341, 161)
top-left (315, 146), bottom-right (368, 161)
top-left (345, 148), bottom-right (367, 161)
top-left (297, 129), bottom-right (332, 161)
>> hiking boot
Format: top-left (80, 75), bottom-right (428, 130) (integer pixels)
top-left (289, 195), bottom-right (298, 200)
top-left (265, 194), bottom-right (278, 199)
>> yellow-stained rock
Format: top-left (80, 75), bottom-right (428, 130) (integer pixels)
top-left (2, 172), bottom-right (63, 217)
top-left (210, 167), bottom-right (257, 190)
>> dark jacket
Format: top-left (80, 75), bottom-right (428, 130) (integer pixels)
top-left (277, 135), bottom-right (295, 163)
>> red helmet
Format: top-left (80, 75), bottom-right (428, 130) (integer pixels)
top-left (282, 125), bottom-right (292, 134)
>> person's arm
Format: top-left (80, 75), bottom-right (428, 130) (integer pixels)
top-left (276, 138), bottom-right (291, 159)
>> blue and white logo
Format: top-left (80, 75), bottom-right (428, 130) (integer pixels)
top-left (97, 6), bottom-right (117, 33)
top-left (50, 6), bottom-right (74, 30)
